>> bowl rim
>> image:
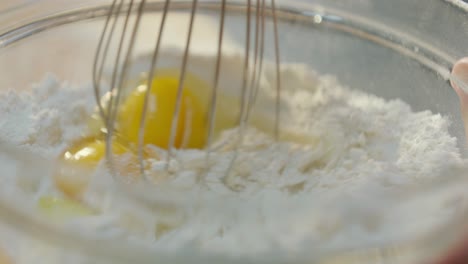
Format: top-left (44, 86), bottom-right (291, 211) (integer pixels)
top-left (443, 0), bottom-right (468, 12)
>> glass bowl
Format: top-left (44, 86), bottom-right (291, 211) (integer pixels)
top-left (0, 0), bottom-right (467, 263)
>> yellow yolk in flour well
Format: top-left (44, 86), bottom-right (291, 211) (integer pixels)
top-left (118, 73), bottom-right (208, 149)
top-left (53, 137), bottom-right (131, 199)
top-left (54, 70), bottom-right (235, 198)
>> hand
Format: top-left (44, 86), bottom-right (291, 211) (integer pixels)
top-left (451, 57), bottom-right (468, 140)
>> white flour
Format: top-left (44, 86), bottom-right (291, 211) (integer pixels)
top-left (0, 53), bottom-right (466, 262)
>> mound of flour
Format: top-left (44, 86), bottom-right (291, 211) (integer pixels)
top-left (0, 58), bottom-right (465, 260)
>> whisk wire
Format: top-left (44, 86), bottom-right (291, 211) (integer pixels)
top-left (272, 0), bottom-right (282, 140)
top-left (166, 0), bottom-right (200, 168)
top-left (107, 0), bottom-right (146, 177)
top-left (205, 0), bottom-right (227, 161)
top-left (93, 0), bottom-right (124, 122)
top-left (246, 0), bottom-right (261, 116)
top-left (252, 0), bottom-right (266, 105)
top-left (94, 0), bottom-right (282, 186)
top-left (138, 0), bottom-right (171, 177)
top-left (104, 0), bottom-right (135, 176)
top-left (222, 0), bottom-right (253, 187)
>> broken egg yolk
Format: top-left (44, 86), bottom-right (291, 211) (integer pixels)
top-left (63, 138), bottom-right (128, 164)
top-left (38, 196), bottom-right (94, 222)
top-left (54, 135), bottom-right (160, 199)
top-left (54, 137), bottom-right (131, 199)
top-left (117, 74), bottom-right (208, 149)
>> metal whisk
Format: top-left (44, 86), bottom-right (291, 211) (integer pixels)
top-left (92, 0), bottom-right (282, 180)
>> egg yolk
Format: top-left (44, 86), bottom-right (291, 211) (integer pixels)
top-left (65, 138), bottom-right (128, 164)
top-left (118, 74), bottom-right (208, 149)
top-left (54, 137), bottom-right (132, 199)
top-left (89, 69), bottom-right (241, 149)
top-left (38, 196), bottom-right (94, 222)
top-left (55, 70), bottom-right (240, 197)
